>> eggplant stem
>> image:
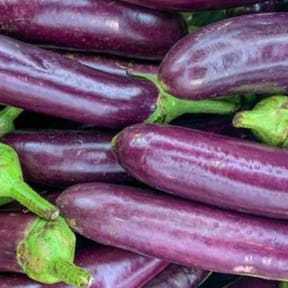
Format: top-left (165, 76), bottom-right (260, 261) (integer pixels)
top-left (0, 106), bottom-right (23, 137)
top-left (54, 260), bottom-right (93, 288)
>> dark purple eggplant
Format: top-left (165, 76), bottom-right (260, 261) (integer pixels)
top-left (233, 96), bottom-right (288, 148)
top-left (0, 0), bottom-right (186, 60)
top-left (228, 277), bottom-right (280, 287)
top-left (0, 212), bottom-right (91, 287)
top-left (114, 123), bottom-right (288, 219)
top-left (144, 264), bottom-right (209, 288)
top-left (2, 130), bottom-right (131, 186)
top-left (0, 35), bottom-right (237, 128)
top-left (57, 182), bottom-right (288, 281)
top-left (66, 54), bottom-right (159, 78)
top-left (120, 0), bottom-right (261, 11)
top-left (0, 243), bottom-right (167, 288)
top-left (159, 13), bottom-right (288, 101)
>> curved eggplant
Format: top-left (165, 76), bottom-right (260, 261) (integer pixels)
top-left (0, 243), bottom-right (167, 288)
top-left (3, 130), bottom-right (131, 186)
top-left (0, 35), bottom-right (237, 129)
top-left (120, 0), bottom-right (261, 11)
top-left (0, 0), bottom-right (186, 60)
top-left (114, 123), bottom-right (288, 219)
top-left (160, 13), bottom-right (288, 100)
top-left (57, 182), bottom-right (288, 281)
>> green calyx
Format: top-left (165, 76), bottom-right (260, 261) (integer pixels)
top-left (0, 143), bottom-right (59, 220)
top-left (233, 96), bottom-right (288, 148)
top-left (131, 72), bottom-right (239, 124)
top-left (0, 106), bottom-right (23, 137)
top-left (280, 283), bottom-right (288, 288)
top-left (17, 217), bottom-right (92, 287)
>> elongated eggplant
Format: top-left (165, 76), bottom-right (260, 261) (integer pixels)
top-left (0, 212), bottom-right (91, 287)
top-left (120, 0), bottom-right (261, 11)
top-left (159, 13), bottom-right (288, 101)
top-left (0, 143), bottom-right (58, 220)
top-left (144, 265), bottom-right (209, 288)
top-left (66, 54), bottom-right (159, 78)
top-left (0, 35), bottom-right (238, 129)
top-left (57, 183), bottom-right (288, 281)
top-left (0, 243), bottom-right (167, 288)
top-left (233, 96), bottom-right (288, 147)
top-left (114, 123), bottom-right (288, 219)
top-left (228, 277), bottom-right (279, 287)
top-left (3, 130), bottom-right (131, 186)
top-left (0, 0), bottom-right (186, 60)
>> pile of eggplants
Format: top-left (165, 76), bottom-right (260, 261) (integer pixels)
top-left (2, 1), bottom-right (288, 288)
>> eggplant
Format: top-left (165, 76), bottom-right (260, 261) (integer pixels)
top-left (233, 96), bottom-right (288, 148)
top-left (0, 143), bottom-right (58, 219)
top-left (2, 130), bottom-right (131, 186)
top-left (0, 0), bottom-right (186, 60)
top-left (0, 243), bottom-right (167, 288)
top-left (57, 182), bottom-right (288, 281)
top-left (66, 54), bottom-right (159, 78)
top-left (144, 264), bottom-right (209, 288)
top-left (0, 212), bottom-right (91, 287)
top-left (120, 0), bottom-right (261, 11)
top-left (0, 35), bottom-right (238, 129)
top-left (159, 13), bottom-right (288, 101)
top-left (228, 277), bottom-right (279, 287)
top-left (114, 123), bottom-right (288, 219)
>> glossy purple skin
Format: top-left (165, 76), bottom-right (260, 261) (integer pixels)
top-left (3, 130), bottom-right (131, 186)
top-left (230, 277), bottom-right (279, 288)
top-left (120, 0), bottom-right (261, 11)
top-left (0, 0), bottom-right (186, 60)
top-left (114, 124), bottom-right (288, 219)
top-left (144, 264), bottom-right (209, 288)
top-left (57, 183), bottom-right (288, 280)
top-left (160, 13), bottom-right (288, 100)
top-left (0, 213), bottom-right (35, 273)
top-left (0, 35), bottom-right (158, 128)
top-left (66, 54), bottom-right (159, 78)
top-left (0, 244), bottom-right (168, 288)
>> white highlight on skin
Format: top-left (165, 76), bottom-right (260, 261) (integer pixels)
top-left (233, 265), bottom-right (255, 274)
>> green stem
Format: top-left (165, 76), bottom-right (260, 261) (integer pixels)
top-left (0, 106), bottom-right (23, 137)
top-left (9, 181), bottom-right (59, 220)
top-left (280, 283), bottom-right (288, 288)
top-left (0, 143), bottom-right (59, 220)
top-left (54, 260), bottom-right (92, 288)
top-left (130, 72), bottom-right (239, 124)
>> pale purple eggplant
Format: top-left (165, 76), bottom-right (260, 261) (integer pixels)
top-left (57, 182), bottom-right (288, 281)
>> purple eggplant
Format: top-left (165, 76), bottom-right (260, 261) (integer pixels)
top-left (228, 277), bottom-right (279, 287)
top-left (120, 0), bottom-right (261, 11)
top-left (0, 0), bottom-right (186, 60)
top-left (114, 123), bottom-right (288, 219)
top-left (0, 35), bottom-right (238, 128)
top-left (144, 264), bottom-right (209, 288)
top-left (66, 54), bottom-right (159, 78)
top-left (0, 243), bottom-right (167, 288)
top-left (159, 13), bottom-right (288, 101)
top-left (3, 130), bottom-right (131, 186)
top-left (0, 212), bottom-right (91, 287)
top-left (57, 182), bottom-right (288, 281)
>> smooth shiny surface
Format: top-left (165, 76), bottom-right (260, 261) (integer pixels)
top-left (160, 13), bottom-right (288, 100)
top-left (57, 183), bottom-right (288, 280)
top-left (0, 243), bottom-right (168, 288)
top-left (0, 35), bottom-right (158, 128)
top-left (3, 130), bottom-right (131, 186)
top-left (145, 264), bottom-right (208, 288)
top-left (121, 0), bottom-right (261, 11)
top-left (115, 124), bottom-right (288, 219)
top-left (66, 54), bottom-right (159, 77)
top-left (230, 277), bottom-right (279, 288)
top-left (0, 0), bottom-right (186, 60)
top-left (0, 213), bottom-right (35, 273)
